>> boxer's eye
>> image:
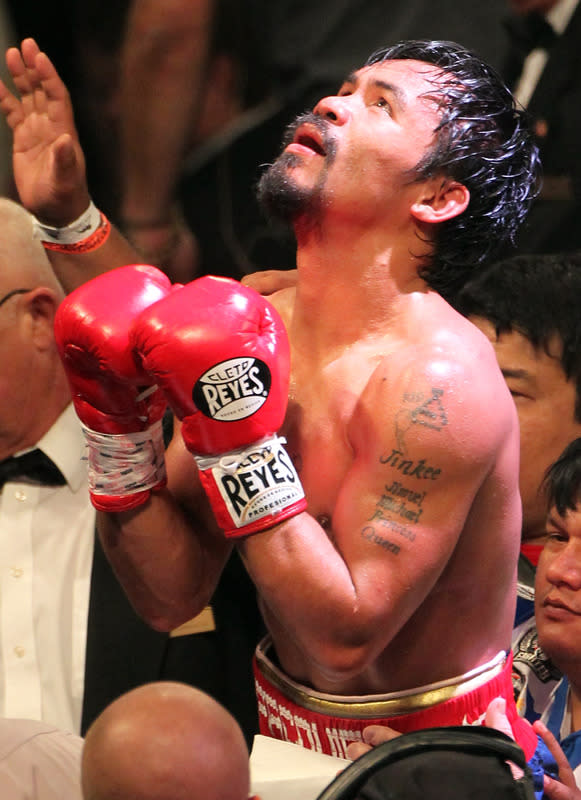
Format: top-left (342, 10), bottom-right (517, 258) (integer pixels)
top-left (374, 97), bottom-right (393, 115)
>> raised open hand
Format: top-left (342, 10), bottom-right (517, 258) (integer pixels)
top-left (0, 38), bottom-right (90, 223)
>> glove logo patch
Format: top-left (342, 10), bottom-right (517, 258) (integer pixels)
top-left (194, 357), bottom-right (272, 422)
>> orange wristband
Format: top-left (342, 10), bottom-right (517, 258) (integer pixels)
top-left (32, 202), bottom-right (111, 254)
top-left (41, 213), bottom-right (111, 253)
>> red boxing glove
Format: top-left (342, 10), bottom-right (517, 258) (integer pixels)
top-left (54, 264), bottom-right (173, 511)
top-left (132, 275), bottom-right (306, 537)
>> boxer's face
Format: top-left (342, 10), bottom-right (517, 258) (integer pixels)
top-left (469, 317), bottom-right (581, 544)
top-left (535, 502), bottom-right (581, 672)
top-left (258, 59), bottom-right (444, 232)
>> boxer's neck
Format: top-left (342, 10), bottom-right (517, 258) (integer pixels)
top-left (292, 235), bottom-right (429, 353)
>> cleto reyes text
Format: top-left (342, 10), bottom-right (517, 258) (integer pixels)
top-left (202, 365), bottom-right (266, 416)
top-left (220, 445), bottom-right (301, 519)
top-left (194, 357), bottom-right (271, 421)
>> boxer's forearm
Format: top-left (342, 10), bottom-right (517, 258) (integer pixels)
top-left (237, 513), bottom-right (383, 678)
top-left (96, 488), bottom-right (230, 631)
top-left (46, 224), bottom-right (143, 294)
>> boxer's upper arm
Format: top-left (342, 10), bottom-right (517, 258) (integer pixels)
top-left (329, 350), bottom-right (514, 649)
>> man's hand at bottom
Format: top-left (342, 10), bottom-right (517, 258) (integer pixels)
top-left (533, 720), bottom-right (581, 800)
top-left (346, 724), bottom-right (402, 760)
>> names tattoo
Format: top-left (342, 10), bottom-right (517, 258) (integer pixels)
top-left (372, 480), bottom-right (426, 526)
top-left (361, 459), bottom-right (441, 554)
top-left (361, 526), bottom-right (401, 555)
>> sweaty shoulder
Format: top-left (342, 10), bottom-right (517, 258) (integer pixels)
top-left (357, 296), bottom-right (517, 481)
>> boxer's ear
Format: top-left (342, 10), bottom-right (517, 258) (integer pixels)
top-left (410, 178), bottom-right (469, 223)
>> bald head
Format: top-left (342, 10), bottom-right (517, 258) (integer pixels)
top-left (0, 198), bottom-right (64, 299)
top-left (81, 682), bottom-right (251, 800)
top-left (0, 198), bottom-right (72, 457)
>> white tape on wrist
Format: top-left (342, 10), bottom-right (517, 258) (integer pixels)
top-left (31, 201), bottom-right (102, 245)
top-left (81, 419), bottom-right (166, 497)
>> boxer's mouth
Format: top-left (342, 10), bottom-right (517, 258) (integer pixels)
top-left (292, 125), bottom-right (327, 156)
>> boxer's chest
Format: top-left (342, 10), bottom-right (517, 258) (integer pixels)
top-left (281, 352), bottom-right (379, 523)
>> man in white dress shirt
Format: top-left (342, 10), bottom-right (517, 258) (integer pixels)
top-left (0, 196), bottom-right (95, 734)
top-left (0, 717), bottom-right (83, 799)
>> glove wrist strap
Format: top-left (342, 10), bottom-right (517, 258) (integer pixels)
top-left (195, 435), bottom-right (306, 537)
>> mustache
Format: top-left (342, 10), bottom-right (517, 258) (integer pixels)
top-left (281, 112), bottom-right (337, 159)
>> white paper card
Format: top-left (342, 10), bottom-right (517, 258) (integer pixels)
top-left (249, 735), bottom-right (350, 800)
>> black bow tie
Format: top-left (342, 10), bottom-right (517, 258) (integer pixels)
top-left (504, 12), bottom-right (557, 56)
top-left (0, 449), bottom-right (66, 489)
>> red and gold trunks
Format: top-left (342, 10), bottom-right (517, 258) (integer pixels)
top-left (253, 636), bottom-right (537, 760)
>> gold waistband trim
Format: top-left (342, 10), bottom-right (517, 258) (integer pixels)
top-left (170, 606), bottom-right (215, 637)
top-left (254, 636), bottom-right (507, 719)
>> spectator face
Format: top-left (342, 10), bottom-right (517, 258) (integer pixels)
top-left (535, 502), bottom-right (581, 673)
top-left (469, 317), bottom-right (581, 542)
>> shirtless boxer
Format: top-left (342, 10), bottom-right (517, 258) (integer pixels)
top-left (0, 38), bottom-right (540, 760)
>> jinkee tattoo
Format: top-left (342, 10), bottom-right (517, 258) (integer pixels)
top-left (379, 448), bottom-right (441, 477)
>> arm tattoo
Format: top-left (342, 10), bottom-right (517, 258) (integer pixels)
top-left (361, 388), bottom-right (446, 555)
top-left (411, 388), bottom-right (448, 429)
top-left (395, 387), bottom-right (448, 449)
top-left (362, 456), bottom-right (442, 554)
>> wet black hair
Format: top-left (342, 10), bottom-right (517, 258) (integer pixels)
top-left (544, 438), bottom-right (581, 517)
top-left (366, 40), bottom-right (541, 302)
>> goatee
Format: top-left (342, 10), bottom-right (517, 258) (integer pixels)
top-left (257, 112), bottom-right (336, 226)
